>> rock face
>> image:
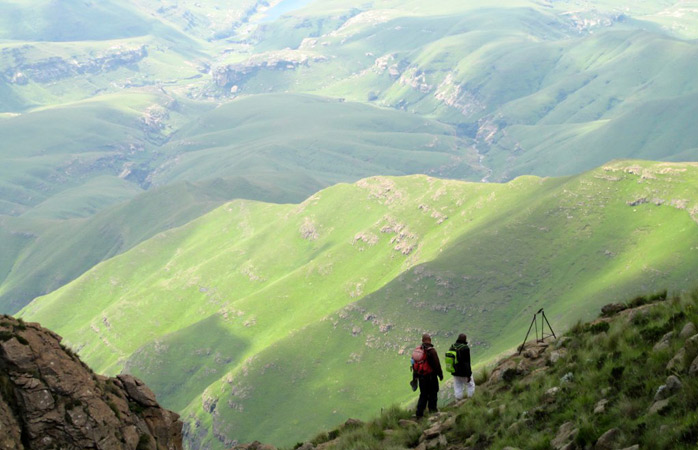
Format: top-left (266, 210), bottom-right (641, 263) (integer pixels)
top-left (0, 315), bottom-right (182, 450)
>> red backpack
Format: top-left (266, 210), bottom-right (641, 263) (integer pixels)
top-left (412, 345), bottom-right (433, 376)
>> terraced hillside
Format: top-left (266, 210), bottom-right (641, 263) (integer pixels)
top-left (20, 160), bottom-right (698, 448)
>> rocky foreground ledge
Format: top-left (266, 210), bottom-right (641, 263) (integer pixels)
top-left (0, 315), bottom-right (182, 450)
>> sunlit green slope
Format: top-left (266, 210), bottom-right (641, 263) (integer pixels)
top-left (0, 91), bottom-right (484, 313)
top-left (20, 160), bottom-right (698, 448)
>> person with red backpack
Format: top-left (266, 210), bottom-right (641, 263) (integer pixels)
top-left (411, 333), bottom-right (443, 418)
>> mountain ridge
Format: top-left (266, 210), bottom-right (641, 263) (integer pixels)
top-left (19, 159), bottom-right (698, 448)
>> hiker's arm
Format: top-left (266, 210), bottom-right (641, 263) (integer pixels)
top-left (429, 348), bottom-right (443, 380)
top-left (463, 347), bottom-right (472, 379)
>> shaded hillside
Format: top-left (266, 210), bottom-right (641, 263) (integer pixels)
top-left (287, 288), bottom-right (698, 450)
top-left (19, 160), bottom-right (698, 448)
top-left (0, 315), bottom-right (182, 450)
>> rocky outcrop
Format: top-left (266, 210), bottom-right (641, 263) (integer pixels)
top-left (4, 46), bottom-right (147, 84)
top-left (0, 315), bottom-right (182, 450)
top-left (212, 50), bottom-right (326, 90)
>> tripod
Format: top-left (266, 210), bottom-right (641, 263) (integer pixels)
top-left (518, 308), bottom-right (556, 355)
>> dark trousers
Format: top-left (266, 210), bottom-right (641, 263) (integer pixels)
top-left (416, 374), bottom-right (439, 417)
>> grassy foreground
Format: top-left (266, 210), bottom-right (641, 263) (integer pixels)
top-left (304, 288), bottom-right (698, 450)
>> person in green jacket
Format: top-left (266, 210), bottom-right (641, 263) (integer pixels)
top-left (449, 333), bottom-right (474, 400)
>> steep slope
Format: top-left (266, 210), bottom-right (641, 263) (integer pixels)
top-left (19, 160), bottom-right (698, 448)
top-left (293, 288), bottom-right (698, 450)
top-left (0, 315), bottom-right (182, 450)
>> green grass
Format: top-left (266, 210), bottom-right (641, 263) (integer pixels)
top-left (312, 287), bottom-right (698, 450)
top-left (19, 160), bottom-right (698, 448)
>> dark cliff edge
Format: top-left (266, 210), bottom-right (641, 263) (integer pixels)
top-left (0, 315), bottom-right (182, 450)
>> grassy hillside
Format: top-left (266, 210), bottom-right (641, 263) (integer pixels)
top-left (302, 287), bottom-right (698, 450)
top-left (19, 160), bottom-right (698, 448)
top-left (3, 0), bottom-right (698, 317)
top-left (0, 91), bottom-right (484, 313)
top-left (207, 1), bottom-right (698, 180)
top-left (150, 93), bottom-right (483, 185)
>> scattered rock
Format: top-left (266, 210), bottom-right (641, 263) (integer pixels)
top-left (422, 424), bottom-right (442, 440)
top-left (560, 372), bottom-right (574, 383)
top-left (398, 419), bottom-right (419, 428)
top-left (555, 337), bottom-right (571, 349)
top-left (653, 331), bottom-right (674, 352)
top-left (544, 387), bottom-right (560, 403)
top-left (666, 375), bottom-right (683, 392)
top-left (685, 334), bottom-right (698, 354)
top-left (549, 350), bottom-right (565, 364)
top-left (343, 418), bottom-right (364, 428)
top-left (680, 322), bottom-right (697, 339)
top-left (690, 355), bottom-right (698, 376)
top-left (594, 428), bottom-right (621, 450)
top-left (294, 443), bottom-right (314, 450)
top-left (594, 398), bottom-right (609, 414)
top-left (667, 347), bottom-right (686, 371)
top-left (230, 442), bottom-right (276, 450)
top-left (601, 303), bottom-right (626, 316)
top-left (551, 421), bottom-right (578, 449)
top-left (654, 375), bottom-right (682, 401)
top-left (648, 398), bottom-right (671, 415)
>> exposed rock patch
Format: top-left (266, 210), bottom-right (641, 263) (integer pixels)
top-left (0, 315), bottom-right (182, 450)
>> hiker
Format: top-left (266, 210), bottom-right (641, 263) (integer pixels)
top-left (411, 333), bottom-right (443, 418)
top-left (446, 333), bottom-right (474, 400)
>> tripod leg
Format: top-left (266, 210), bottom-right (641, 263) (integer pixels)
top-left (519, 315), bottom-right (537, 355)
top-left (542, 311), bottom-right (557, 339)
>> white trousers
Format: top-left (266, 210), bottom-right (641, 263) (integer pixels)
top-left (453, 376), bottom-right (475, 400)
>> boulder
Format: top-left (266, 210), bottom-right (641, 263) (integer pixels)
top-left (690, 355), bottom-right (698, 376)
top-left (230, 442), bottom-right (276, 450)
top-left (648, 398), bottom-right (671, 415)
top-left (594, 428), bottom-right (621, 450)
top-left (294, 444), bottom-right (314, 450)
top-left (0, 315), bottom-right (182, 450)
top-left (544, 387), bottom-right (560, 404)
top-left (601, 303), bottom-right (626, 316)
top-left (551, 422), bottom-right (578, 450)
top-left (653, 331), bottom-right (674, 352)
top-left (555, 337), bottom-right (571, 349)
top-left (654, 375), bottom-right (682, 401)
top-left (117, 374), bottom-right (159, 407)
top-left (679, 322), bottom-right (697, 339)
top-left (667, 347), bottom-right (687, 372)
top-left (560, 372), bottom-right (574, 384)
top-left (594, 399), bottom-right (609, 414)
top-left (398, 419), bottom-right (419, 428)
top-left (686, 334), bottom-right (698, 355)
